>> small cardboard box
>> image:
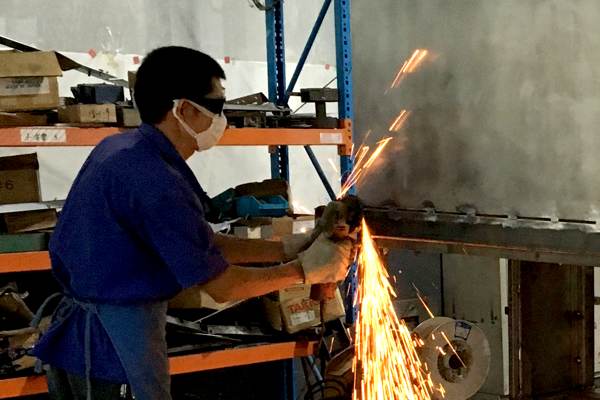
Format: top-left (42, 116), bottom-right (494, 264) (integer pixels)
top-left (117, 107), bottom-right (141, 127)
top-left (233, 225), bottom-right (262, 239)
top-left (0, 112), bottom-right (48, 126)
top-left (0, 153), bottom-right (41, 205)
top-left (261, 215), bottom-right (314, 239)
top-left (0, 51), bottom-right (62, 112)
top-left (58, 104), bottom-right (117, 124)
top-left (264, 285), bottom-right (345, 334)
top-left (3, 209), bottom-right (57, 234)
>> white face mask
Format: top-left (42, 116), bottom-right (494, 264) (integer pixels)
top-left (172, 99), bottom-right (227, 152)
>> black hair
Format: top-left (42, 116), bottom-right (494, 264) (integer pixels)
top-left (134, 46), bottom-right (226, 124)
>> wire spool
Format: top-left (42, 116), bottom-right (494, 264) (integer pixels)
top-left (414, 317), bottom-right (491, 400)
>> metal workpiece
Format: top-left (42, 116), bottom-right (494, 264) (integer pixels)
top-left (352, 0), bottom-right (600, 223)
top-left (364, 207), bottom-right (600, 264)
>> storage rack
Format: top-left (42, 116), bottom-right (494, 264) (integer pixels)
top-left (0, 0), bottom-right (354, 398)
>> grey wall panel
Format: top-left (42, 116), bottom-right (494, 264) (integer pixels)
top-left (353, 0), bottom-right (600, 221)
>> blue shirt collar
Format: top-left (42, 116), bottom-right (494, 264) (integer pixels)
top-left (137, 123), bottom-right (213, 211)
top-left (138, 123), bottom-right (184, 165)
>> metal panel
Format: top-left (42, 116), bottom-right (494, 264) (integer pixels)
top-left (516, 263), bottom-right (594, 396)
top-left (352, 0), bottom-right (600, 221)
top-left (442, 255), bottom-right (509, 398)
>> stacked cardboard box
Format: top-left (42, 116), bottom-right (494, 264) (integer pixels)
top-left (0, 51), bottom-right (62, 113)
top-left (0, 153), bottom-right (57, 233)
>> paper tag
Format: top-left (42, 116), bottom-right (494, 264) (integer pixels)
top-left (320, 132), bottom-right (343, 144)
top-left (0, 77), bottom-right (50, 96)
top-left (454, 320), bottom-right (472, 341)
top-left (20, 128), bottom-right (66, 143)
top-left (290, 310), bottom-right (316, 326)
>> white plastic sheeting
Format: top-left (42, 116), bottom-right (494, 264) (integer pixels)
top-left (0, 0), bottom-right (342, 210)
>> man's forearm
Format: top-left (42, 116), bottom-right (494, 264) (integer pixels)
top-left (213, 233), bottom-right (286, 264)
top-left (200, 262), bottom-right (304, 302)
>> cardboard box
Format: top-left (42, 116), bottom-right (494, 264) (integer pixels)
top-left (264, 285), bottom-right (345, 334)
top-left (3, 209), bottom-right (57, 233)
top-left (0, 112), bottom-right (48, 126)
top-left (0, 51), bottom-right (62, 112)
top-left (117, 106), bottom-right (141, 127)
top-left (58, 104), bottom-right (117, 124)
top-left (0, 153), bottom-right (41, 205)
top-left (233, 225), bottom-right (262, 239)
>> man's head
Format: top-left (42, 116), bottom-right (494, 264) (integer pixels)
top-left (134, 46), bottom-right (227, 159)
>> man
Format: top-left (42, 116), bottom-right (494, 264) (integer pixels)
top-left (33, 46), bottom-right (352, 400)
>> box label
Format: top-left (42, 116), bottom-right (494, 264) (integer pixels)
top-left (290, 310), bottom-right (316, 326)
top-left (0, 77), bottom-right (50, 96)
top-left (20, 128), bottom-right (66, 143)
top-left (320, 132), bottom-right (343, 144)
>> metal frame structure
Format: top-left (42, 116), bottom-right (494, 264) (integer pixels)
top-left (265, 0), bottom-right (354, 198)
top-left (264, 1), bottom-right (354, 397)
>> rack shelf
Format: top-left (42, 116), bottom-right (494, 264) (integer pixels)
top-left (0, 126), bottom-right (352, 154)
top-left (0, 251), bottom-right (50, 273)
top-left (0, 341), bottom-right (317, 398)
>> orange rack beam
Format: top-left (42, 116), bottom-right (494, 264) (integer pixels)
top-left (0, 341), bottom-right (317, 398)
top-left (0, 126), bottom-right (352, 153)
top-left (0, 251), bottom-right (50, 273)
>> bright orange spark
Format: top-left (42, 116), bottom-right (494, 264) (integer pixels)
top-left (414, 286), bottom-right (467, 370)
top-left (416, 291), bottom-right (435, 319)
top-left (339, 136), bottom-right (393, 197)
top-left (440, 331), bottom-right (467, 368)
top-left (388, 49), bottom-right (430, 90)
top-left (389, 110), bottom-right (411, 132)
top-left (436, 384), bottom-right (446, 397)
top-left (363, 138), bottom-right (393, 170)
top-left (353, 220), bottom-right (437, 400)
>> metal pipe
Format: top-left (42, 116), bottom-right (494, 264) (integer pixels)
top-left (284, 0), bottom-right (332, 104)
top-left (304, 145), bottom-right (336, 201)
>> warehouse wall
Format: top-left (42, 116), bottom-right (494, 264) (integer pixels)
top-left (352, 0), bottom-right (600, 222)
top-left (0, 0), bottom-right (341, 210)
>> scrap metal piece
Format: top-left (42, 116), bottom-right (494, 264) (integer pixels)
top-left (0, 35), bottom-right (128, 86)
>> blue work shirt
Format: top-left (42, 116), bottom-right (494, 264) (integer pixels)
top-left (33, 123), bottom-right (229, 382)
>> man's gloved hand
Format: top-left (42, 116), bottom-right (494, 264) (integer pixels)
top-left (282, 200), bottom-right (353, 259)
top-left (297, 233), bottom-right (353, 284)
top-left (281, 232), bottom-right (312, 261)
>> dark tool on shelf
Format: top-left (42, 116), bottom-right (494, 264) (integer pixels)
top-left (285, 88), bottom-right (339, 129)
top-left (223, 93), bottom-right (290, 128)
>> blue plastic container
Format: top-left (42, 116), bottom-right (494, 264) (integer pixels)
top-left (235, 195), bottom-right (289, 217)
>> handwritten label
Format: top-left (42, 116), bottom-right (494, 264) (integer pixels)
top-left (0, 180), bottom-right (14, 191)
top-left (20, 128), bottom-right (66, 144)
top-left (320, 132), bottom-right (343, 144)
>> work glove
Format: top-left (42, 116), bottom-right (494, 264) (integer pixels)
top-left (298, 233), bottom-right (353, 284)
top-left (281, 232), bottom-right (312, 261)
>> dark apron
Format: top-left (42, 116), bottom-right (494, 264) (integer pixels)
top-left (34, 295), bottom-right (171, 400)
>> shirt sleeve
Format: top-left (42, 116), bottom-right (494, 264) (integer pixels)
top-left (109, 167), bottom-right (230, 289)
